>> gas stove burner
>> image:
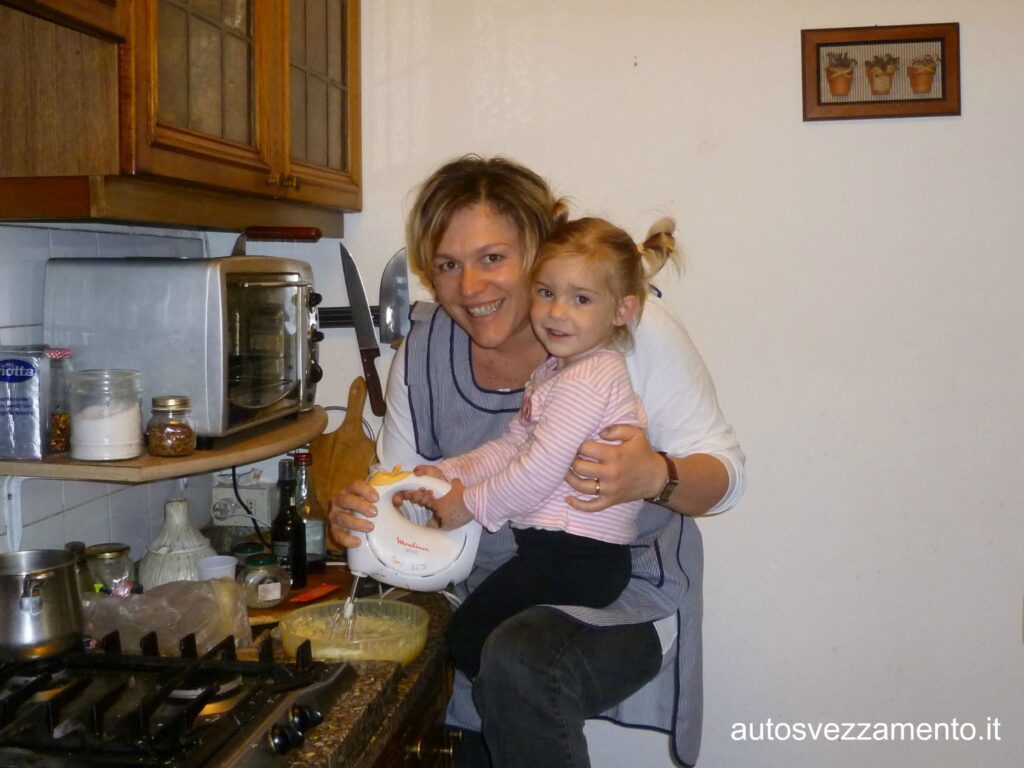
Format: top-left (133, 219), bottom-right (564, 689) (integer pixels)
top-left (0, 631), bottom-right (356, 767)
top-left (170, 671), bottom-right (244, 701)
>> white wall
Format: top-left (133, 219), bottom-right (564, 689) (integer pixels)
top-left (1, 1), bottom-right (1020, 765)
top-left (340, 2), bottom-right (1022, 767)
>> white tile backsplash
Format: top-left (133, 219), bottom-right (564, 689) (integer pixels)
top-left (0, 325), bottom-right (42, 345)
top-left (0, 223), bottom-right (218, 559)
top-left (21, 478), bottom-right (64, 524)
top-left (64, 496), bottom-right (111, 543)
top-left (0, 226), bottom-right (49, 327)
top-left (20, 513), bottom-right (64, 550)
top-left (109, 484), bottom-right (154, 561)
top-left (62, 480), bottom-right (111, 510)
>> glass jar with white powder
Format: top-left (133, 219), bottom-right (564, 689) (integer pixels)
top-left (69, 370), bottom-right (144, 461)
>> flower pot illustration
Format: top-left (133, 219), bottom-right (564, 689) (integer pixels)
top-left (864, 54), bottom-right (899, 95)
top-left (824, 52), bottom-right (857, 97)
top-left (907, 54), bottom-right (941, 94)
top-left (826, 67), bottom-right (854, 96)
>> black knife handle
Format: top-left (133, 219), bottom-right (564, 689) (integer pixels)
top-left (361, 348), bottom-right (386, 417)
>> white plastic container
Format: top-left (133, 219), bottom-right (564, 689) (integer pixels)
top-left (69, 369), bottom-right (143, 460)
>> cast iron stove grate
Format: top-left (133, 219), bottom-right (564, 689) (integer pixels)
top-left (0, 630), bottom-right (354, 767)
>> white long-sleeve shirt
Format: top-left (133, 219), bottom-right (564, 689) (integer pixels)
top-left (436, 350), bottom-right (646, 545)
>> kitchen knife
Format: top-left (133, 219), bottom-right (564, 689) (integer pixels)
top-left (340, 243), bottom-right (386, 416)
top-left (378, 248), bottom-right (411, 348)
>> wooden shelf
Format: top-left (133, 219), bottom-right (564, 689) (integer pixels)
top-left (0, 406), bottom-right (327, 484)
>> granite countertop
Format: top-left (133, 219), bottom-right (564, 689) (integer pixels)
top-left (283, 590), bottom-right (452, 767)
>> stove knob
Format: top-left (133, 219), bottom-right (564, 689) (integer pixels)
top-left (268, 722), bottom-right (305, 755)
top-left (310, 328), bottom-right (325, 343)
top-left (290, 703), bottom-right (324, 731)
top-left (308, 291), bottom-right (323, 308)
top-left (308, 362), bottom-right (324, 384)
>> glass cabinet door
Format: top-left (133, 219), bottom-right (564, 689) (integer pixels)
top-left (128, 0), bottom-right (359, 209)
top-left (157, 0), bottom-right (254, 147)
top-left (285, 0), bottom-right (360, 207)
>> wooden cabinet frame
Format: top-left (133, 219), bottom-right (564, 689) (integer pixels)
top-left (123, 0), bottom-right (361, 210)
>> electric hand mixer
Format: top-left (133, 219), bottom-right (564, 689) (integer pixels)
top-left (345, 466), bottom-right (482, 593)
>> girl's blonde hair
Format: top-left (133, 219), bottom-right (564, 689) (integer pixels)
top-left (533, 216), bottom-right (678, 349)
top-left (405, 155), bottom-right (569, 288)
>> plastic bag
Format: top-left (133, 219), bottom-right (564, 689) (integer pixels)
top-left (82, 578), bottom-right (250, 654)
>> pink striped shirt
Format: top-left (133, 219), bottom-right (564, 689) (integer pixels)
top-left (436, 349), bottom-right (647, 545)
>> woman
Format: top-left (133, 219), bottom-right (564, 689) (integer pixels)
top-left (330, 155), bottom-right (746, 768)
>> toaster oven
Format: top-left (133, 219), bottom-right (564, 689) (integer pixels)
top-left (43, 256), bottom-right (323, 440)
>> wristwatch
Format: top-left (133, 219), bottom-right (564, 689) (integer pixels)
top-left (646, 451), bottom-right (678, 506)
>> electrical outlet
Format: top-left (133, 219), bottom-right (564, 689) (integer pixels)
top-left (211, 484), bottom-right (278, 527)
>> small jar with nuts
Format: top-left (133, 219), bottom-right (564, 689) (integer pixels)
top-left (146, 395), bottom-right (197, 457)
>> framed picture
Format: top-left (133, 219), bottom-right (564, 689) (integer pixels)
top-left (801, 23), bottom-right (960, 121)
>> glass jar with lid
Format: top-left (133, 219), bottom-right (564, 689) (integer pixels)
top-left (237, 554), bottom-right (291, 609)
top-left (44, 347), bottom-right (73, 454)
top-left (146, 395), bottom-right (197, 457)
top-left (231, 541), bottom-right (266, 561)
top-left (84, 542), bottom-right (134, 596)
top-left (69, 370), bottom-right (143, 461)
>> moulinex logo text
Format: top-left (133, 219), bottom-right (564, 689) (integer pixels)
top-left (0, 359), bottom-right (38, 383)
top-left (397, 537), bottom-right (429, 552)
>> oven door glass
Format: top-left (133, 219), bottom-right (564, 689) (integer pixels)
top-left (226, 277), bottom-right (304, 427)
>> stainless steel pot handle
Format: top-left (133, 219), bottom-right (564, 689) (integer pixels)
top-left (20, 570), bottom-right (55, 616)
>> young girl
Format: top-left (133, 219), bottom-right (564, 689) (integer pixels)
top-left (408, 215), bottom-right (678, 678)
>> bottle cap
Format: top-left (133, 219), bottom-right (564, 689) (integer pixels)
top-left (278, 458), bottom-right (296, 484)
top-left (247, 554), bottom-right (280, 567)
top-left (152, 395), bottom-right (190, 409)
top-left (293, 450), bottom-right (313, 466)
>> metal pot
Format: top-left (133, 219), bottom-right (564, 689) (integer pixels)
top-left (0, 549), bottom-right (84, 660)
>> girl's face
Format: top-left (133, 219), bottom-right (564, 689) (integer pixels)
top-left (431, 204), bottom-right (535, 351)
top-left (530, 253), bottom-right (637, 365)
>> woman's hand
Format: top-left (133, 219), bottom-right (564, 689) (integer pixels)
top-left (565, 425), bottom-right (664, 512)
top-left (328, 479), bottom-right (381, 549)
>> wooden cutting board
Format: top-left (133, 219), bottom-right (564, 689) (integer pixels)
top-left (309, 377), bottom-right (377, 530)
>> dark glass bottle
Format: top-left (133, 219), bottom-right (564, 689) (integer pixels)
top-left (294, 450), bottom-right (326, 573)
top-left (271, 458), bottom-right (307, 589)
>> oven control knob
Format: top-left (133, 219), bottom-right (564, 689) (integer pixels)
top-left (290, 704), bottom-right (324, 731)
top-left (310, 328), bottom-right (325, 343)
top-left (268, 722), bottom-right (305, 755)
top-left (308, 291), bottom-right (323, 308)
top-left (308, 362), bottom-right (324, 384)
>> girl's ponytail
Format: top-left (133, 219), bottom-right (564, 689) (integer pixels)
top-left (640, 216), bottom-right (680, 280)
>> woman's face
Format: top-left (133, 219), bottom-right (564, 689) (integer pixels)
top-left (430, 203), bottom-right (534, 350)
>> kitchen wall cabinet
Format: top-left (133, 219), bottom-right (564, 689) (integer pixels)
top-left (1, 0), bottom-right (127, 39)
top-left (0, 1), bottom-right (360, 236)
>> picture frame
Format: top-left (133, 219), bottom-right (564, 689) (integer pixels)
top-left (801, 23), bottom-right (960, 121)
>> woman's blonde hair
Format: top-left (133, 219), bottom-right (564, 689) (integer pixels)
top-left (533, 216), bottom-right (678, 349)
top-left (405, 155), bottom-right (569, 287)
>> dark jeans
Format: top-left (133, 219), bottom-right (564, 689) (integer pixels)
top-left (446, 527), bottom-right (632, 678)
top-left (454, 606), bottom-right (663, 768)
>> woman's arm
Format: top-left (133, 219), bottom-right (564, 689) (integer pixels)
top-left (566, 426), bottom-right (731, 517)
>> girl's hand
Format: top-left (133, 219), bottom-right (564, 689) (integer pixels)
top-left (402, 479), bottom-right (474, 530)
top-left (413, 464), bottom-right (446, 480)
top-left (329, 479), bottom-right (383, 549)
top-left (565, 425), bottom-right (664, 512)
